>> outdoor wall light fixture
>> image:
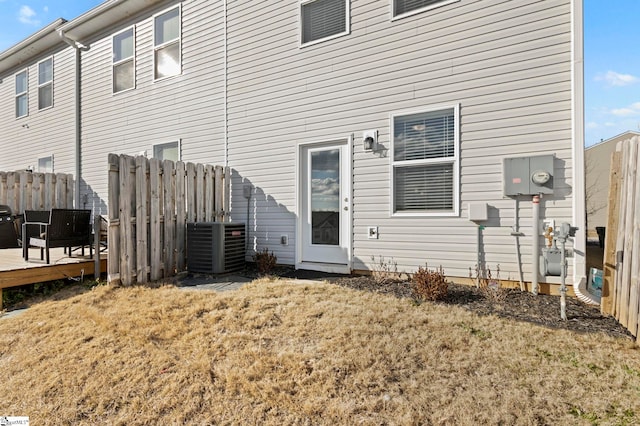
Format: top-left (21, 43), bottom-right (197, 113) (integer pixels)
top-left (363, 130), bottom-right (378, 152)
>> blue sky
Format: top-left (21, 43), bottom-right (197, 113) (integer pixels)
top-left (0, 0), bottom-right (637, 147)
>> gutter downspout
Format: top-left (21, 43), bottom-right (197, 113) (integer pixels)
top-left (57, 31), bottom-right (89, 209)
top-left (570, 0), bottom-right (597, 305)
top-left (223, 0), bottom-right (228, 168)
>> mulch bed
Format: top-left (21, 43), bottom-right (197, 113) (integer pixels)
top-left (330, 275), bottom-right (633, 340)
top-left (249, 265), bottom-right (632, 340)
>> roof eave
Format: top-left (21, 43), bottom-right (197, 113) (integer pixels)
top-left (58, 0), bottom-right (168, 44)
top-left (0, 18), bottom-right (67, 75)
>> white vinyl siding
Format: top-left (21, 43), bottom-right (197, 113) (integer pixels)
top-left (15, 69), bottom-right (28, 118)
top-left (392, 0), bottom-right (460, 20)
top-left (300, 0), bottom-right (349, 46)
top-left (153, 6), bottom-right (181, 80)
top-left (37, 58), bottom-right (53, 110)
top-left (391, 105), bottom-right (459, 215)
top-left (113, 27), bottom-right (135, 93)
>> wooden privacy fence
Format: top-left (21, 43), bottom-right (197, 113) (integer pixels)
top-left (108, 153), bottom-right (230, 286)
top-left (0, 171), bottom-right (74, 215)
top-left (601, 136), bottom-right (640, 342)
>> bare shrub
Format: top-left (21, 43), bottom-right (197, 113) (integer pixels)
top-left (471, 264), bottom-right (508, 304)
top-left (412, 264), bottom-right (448, 302)
top-left (253, 248), bottom-right (277, 276)
top-left (370, 255), bottom-right (400, 284)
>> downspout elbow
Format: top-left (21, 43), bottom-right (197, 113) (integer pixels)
top-left (57, 30), bottom-right (89, 51)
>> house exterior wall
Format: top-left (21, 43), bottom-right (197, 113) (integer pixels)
top-left (78, 0), bottom-right (226, 213)
top-left (585, 131), bottom-right (640, 240)
top-left (0, 45), bottom-right (76, 175)
top-left (226, 0), bottom-right (579, 281)
top-left (0, 0), bottom-right (584, 285)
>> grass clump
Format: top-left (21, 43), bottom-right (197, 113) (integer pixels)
top-left (411, 264), bottom-right (448, 301)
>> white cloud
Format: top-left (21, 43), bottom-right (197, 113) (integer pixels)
top-left (18, 5), bottom-right (40, 26)
top-left (595, 70), bottom-right (639, 87)
top-left (610, 102), bottom-right (640, 117)
top-left (586, 122), bottom-right (599, 129)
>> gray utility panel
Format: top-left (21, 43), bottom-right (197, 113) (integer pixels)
top-left (503, 154), bottom-right (555, 196)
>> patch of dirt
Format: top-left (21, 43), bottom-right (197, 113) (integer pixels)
top-left (331, 276), bottom-right (633, 340)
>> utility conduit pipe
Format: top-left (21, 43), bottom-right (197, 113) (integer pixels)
top-left (532, 195), bottom-right (540, 295)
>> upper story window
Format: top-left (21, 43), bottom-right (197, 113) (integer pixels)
top-left (15, 69), bottom-right (28, 118)
top-left (154, 6), bottom-right (181, 80)
top-left (392, 0), bottom-right (460, 20)
top-left (37, 58), bottom-right (53, 110)
top-left (153, 141), bottom-right (180, 162)
top-left (113, 27), bottom-right (135, 93)
top-left (391, 105), bottom-right (459, 216)
top-left (300, 0), bottom-right (349, 46)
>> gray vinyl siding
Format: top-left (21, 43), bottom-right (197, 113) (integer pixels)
top-left (0, 46), bottom-right (76, 176)
top-left (227, 0), bottom-right (576, 280)
top-left (79, 0), bottom-right (226, 214)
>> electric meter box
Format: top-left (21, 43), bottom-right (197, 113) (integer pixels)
top-left (503, 154), bottom-right (554, 196)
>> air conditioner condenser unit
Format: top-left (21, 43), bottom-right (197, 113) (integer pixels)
top-left (187, 222), bottom-right (246, 274)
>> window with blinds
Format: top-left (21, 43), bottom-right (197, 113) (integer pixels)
top-left (301, 0), bottom-right (349, 46)
top-left (154, 6), bottom-right (181, 80)
top-left (15, 69), bottom-right (28, 118)
top-left (392, 106), bottom-right (459, 215)
top-left (393, 0), bottom-right (459, 19)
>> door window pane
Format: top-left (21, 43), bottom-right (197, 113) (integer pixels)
top-left (311, 149), bottom-right (340, 245)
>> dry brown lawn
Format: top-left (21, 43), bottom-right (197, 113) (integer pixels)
top-left (1, 279), bottom-right (639, 425)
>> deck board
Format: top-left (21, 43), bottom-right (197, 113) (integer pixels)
top-left (0, 248), bottom-right (107, 289)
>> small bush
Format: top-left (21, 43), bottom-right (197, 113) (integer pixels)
top-left (253, 248), bottom-right (277, 276)
top-left (370, 255), bottom-right (401, 285)
top-left (412, 265), bottom-right (448, 302)
top-left (472, 264), bottom-right (508, 304)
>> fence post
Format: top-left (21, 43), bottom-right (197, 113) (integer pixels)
top-left (602, 151), bottom-right (622, 315)
top-left (136, 156), bottom-right (149, 283)
top-left (150, 158), bottom-right (163, 281)
top-left (108, 154), bottom-right (121, 286)
top-left (163, 160), bottom-right (176, 277)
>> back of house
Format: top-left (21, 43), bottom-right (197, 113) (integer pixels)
top-left (0, 0), bottom-right (586, 290)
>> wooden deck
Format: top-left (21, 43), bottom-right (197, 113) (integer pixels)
top-left (0, 247), bottom-right (107, 308)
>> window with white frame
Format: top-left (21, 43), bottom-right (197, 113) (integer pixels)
top-left (38, 58), bottom-right (53, 110)
top-left (15, 69), bottom-right (28, 118)
top-left (113, 27), bottom-right (135, 93)
top-left (391, 105), bottom-right (459, 215)
top-left (392, 0), bottom-right (459, 19)
top-left (38, 155), bottom-right (53, 173)
top-left (300, 0), bottom-right (349, 46)
top-left (154, 6), bottom-right (181, 80)
top-left (153, 141), bottom-right (180, 162)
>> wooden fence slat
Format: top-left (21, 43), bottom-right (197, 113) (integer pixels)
top-left (107, 154), bottom-right (121, 286)
top-left (625, 139), bottom-right (640, 336)
top-left (163, 160), bottom-right (176, 277)
top-left (175, 161), bottom-right (186, 272)
top-left (614, 142), bottom-right (630, 319)
top-left (214, 166), bottom-right (224, 222)
top-left (136, 156), bottom-right (149, 283)
top-left (224, 166), bottom-right (231, 222)
top-left (205, 165), bottom-right (215, 222)
top-left (196, 164), bottom-right (206, 222)
top-left (186, 163), bottom-right (197, 224)
top-left (119, 156), bottom-right (136, 286)
top-left (602, 151), bottom-right (622, 315)
top-left (630, 139), bottom-right (640, 337)
top-left (150, 158), bottom-right (163, 281)
top-left (0, 172), bottom-right (6, 205)
top-left (619, 140), bottom-right (638, 329)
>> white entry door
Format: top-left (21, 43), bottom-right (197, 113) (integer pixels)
top-left (299, 140), bottom-right (350, 269)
